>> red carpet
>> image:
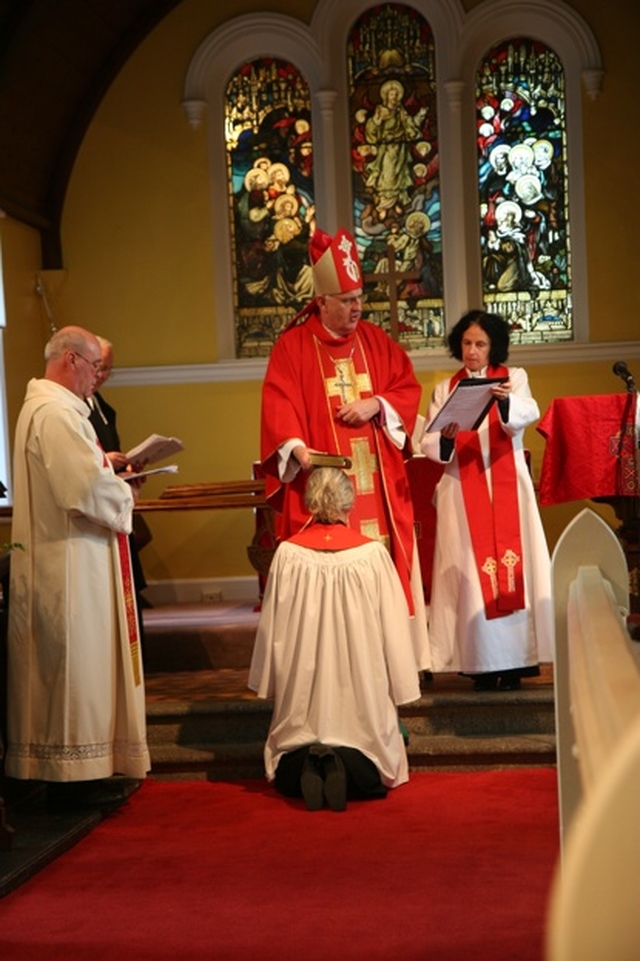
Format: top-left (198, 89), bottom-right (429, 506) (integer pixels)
top-left (0, 769), bottom-right (559, 960)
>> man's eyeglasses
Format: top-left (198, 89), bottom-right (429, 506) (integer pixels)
top-left (73, 352), bottom-right (103, 372)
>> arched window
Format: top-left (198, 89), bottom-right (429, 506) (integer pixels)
top-left (225, 58), bottom-right (317, 358)
top-left (178, 0), bottom-right (604, 381)
top-left (476, 37), bottom-right (572, 343)
top-left (348, 4), bottom-right (444, 349)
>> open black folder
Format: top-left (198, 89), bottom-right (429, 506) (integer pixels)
top-left (425, 377), bottom-right (508, 433)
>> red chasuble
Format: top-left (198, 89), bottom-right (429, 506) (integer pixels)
top-left (452, 365), bottom-right (525, 620)
top-left (261, 311), bottom-right (421, 609)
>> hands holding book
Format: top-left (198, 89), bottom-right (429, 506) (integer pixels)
top-left (292, 446), bottom-right (352, 471)
top-left (109, 434), bottom-right (183, 487)
top-left (425, 376), bottom-right (510, 436)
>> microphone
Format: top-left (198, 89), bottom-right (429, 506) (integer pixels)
top-left (612, 361), bottom-right (637, 391)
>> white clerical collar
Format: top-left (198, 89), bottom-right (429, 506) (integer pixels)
top-left (465, 367), bottom-right (488, 378)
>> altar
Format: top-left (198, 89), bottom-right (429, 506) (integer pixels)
top-left (537, 391), bottom-right (640, 612)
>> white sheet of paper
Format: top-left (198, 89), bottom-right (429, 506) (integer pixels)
top-left (126, 434), bottom-right (184, 465)
top-left (122, 464), bottom-right (179, 482)
top-left (425, 378), bottom-right (507, 433)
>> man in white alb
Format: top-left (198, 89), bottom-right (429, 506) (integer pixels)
top-left (5, 326), bottom-right (150, 805)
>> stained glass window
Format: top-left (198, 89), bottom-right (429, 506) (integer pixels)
top-left (476, 38), bottom-right (572, 343)
top-left (225, 59), bottom-right (316, 358)
top-left (348, 4), bottom-right (444, 350)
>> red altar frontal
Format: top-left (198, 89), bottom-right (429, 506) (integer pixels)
top-left (537, 392), bottom-right (639, 505)
top-left (537, 391), bottom-right (640, 612)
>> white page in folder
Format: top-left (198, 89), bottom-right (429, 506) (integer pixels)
top-left (425, 377), bottom-right (507, 433)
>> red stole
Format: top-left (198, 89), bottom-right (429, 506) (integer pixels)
top-left (452, 366), bottom-right (525, 619)
top-left (289, 522), bottom-right (372, 551)
top-left (116, 531), bottom-right (142, 686)
top-left (97, 443), bottom-right (142, 684)
top-left (311, 326), bottom-right (388, 542)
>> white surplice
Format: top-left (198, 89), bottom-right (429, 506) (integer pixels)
top-left (248, 537), bottom-right (421, 788)
top-left (5, 378), bottom-right (150, 781)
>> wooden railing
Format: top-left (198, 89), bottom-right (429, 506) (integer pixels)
top-left (0, 480), bottom-right (268, 520)
top-left (135, 479), bottom-right (267, 512)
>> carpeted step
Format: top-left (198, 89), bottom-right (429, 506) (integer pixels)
top-left (142, 602), bottom-right (557, 780)
top-left (148, 742), bottom-right (266, 781)
top-left (402, 686), bottom-right (555, 738)
top-left (146, 732), bottom-right (555, 780)
top-left (145, 685), bottom-right (554, 754)
top-left (407, 732), bottom-right (556, 770)
top-left (144, 690), bottom-right (556, 780)
top-left (142, 602), bottom-right (259, 672)
top-left (145, 696), bottom-right (272, 748)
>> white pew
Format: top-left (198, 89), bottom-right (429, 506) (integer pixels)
top-left (546, 508), bottom-right (640, 961)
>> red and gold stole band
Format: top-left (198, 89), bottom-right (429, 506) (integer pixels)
top-left (452, 366), bottom-right (525, 620)
top-left (116, 532), bottom-right (142, 686)
top-left (97, 443), bottom-right (142, 684)
top-left (312, 330), bottom-right (414, 612)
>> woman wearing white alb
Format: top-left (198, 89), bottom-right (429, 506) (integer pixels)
top-left (420, 310), bottom-right (552, 690)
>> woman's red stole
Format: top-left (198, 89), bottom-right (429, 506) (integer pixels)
top-left (452, 366), bottom-right (525, 619)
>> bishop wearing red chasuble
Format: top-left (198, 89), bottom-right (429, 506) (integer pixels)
top-left (260, 227), bottom-right (430, 671)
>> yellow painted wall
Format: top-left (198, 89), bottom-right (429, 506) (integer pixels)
top-left (1, 0), bottom-right (637, 583)
top-left (0, 216), bottom-right (49, 549)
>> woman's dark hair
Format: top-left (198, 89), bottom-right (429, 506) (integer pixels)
top-left (447, 310), bottom-right (511, 366)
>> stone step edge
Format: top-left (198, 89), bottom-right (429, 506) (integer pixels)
top-left (145, 718), bottom-right (555, 745)
top-left (146, 699), bottom-right (269, 718)
top-left (148, 733), bottom-right (556, 766)
top-left (145, 688), bottom-right (555, 719)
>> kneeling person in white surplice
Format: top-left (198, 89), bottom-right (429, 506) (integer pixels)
top-left (249, 467), bottom-right (421, 812)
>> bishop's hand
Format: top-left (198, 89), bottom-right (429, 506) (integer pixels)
top-left (336, 397), bottom-right (381, 427)
top-left (292, 444), bottom-right (313, 471)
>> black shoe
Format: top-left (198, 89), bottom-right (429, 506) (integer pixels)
top-left (472, 674), bottom-right (499, 691)
top-left (300, 751), bottom-right (324, 811)
top-left (498, 675), bottom-right (522, 691)
top-left (321, 750), bottom-right (347, 812)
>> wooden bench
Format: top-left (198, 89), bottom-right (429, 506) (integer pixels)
top-left (546, 508), bottom-right (640, 961)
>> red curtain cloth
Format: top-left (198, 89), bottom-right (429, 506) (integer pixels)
top-left (537, 393), bottom-right (638, 506)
